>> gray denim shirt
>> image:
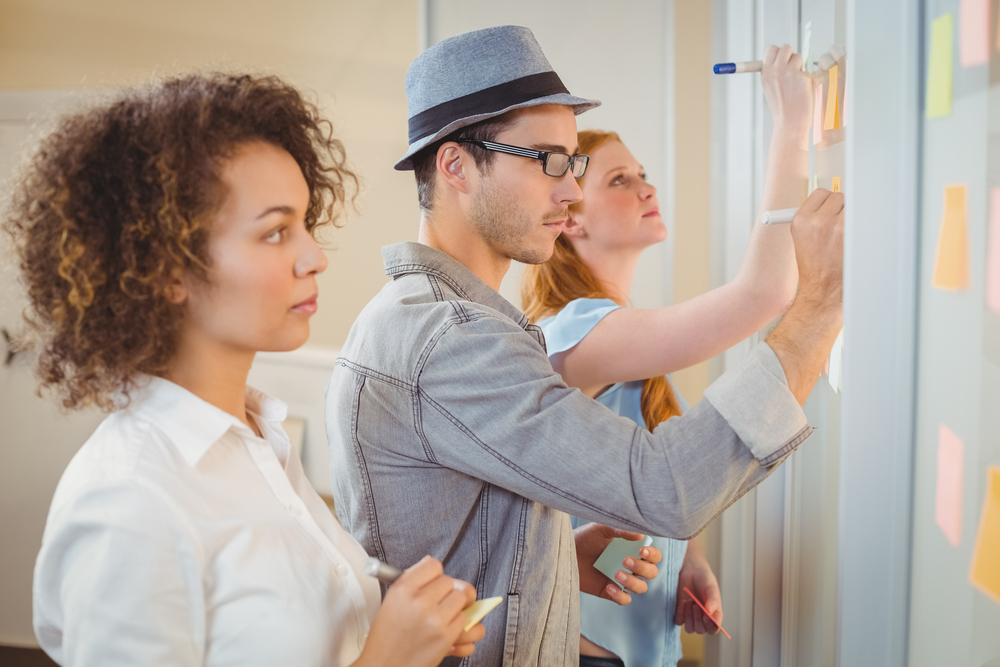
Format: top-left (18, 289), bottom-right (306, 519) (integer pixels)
top-left (326, 242), bottom-right (812, 666)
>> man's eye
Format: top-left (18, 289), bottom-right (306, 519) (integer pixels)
top-left (264, 228), bottom-right (284, 244)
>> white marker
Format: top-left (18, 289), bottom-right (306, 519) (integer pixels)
top-left (714, 45), bottom-right (845, 76)
top-left (760, 207), bottom-right (798, 225)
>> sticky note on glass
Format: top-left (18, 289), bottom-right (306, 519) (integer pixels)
top-left (935, 424), bottom-right (964, 547)
top-left (927, 13), bottom-right (954, 118)
top-left (960, 0), bottom-right (990, 67)
top-left (463, 596), bottom-right (503, 631)
top-left (832, 176), bottom-right (842, 193)
top-left (932, 184), bottom-right (971, 291)
top-left (986, 188), bottom-right (1000, 313)
top-left (593, 535), bottom-right (653, 589)
top-left (813, 84), bottom-right (824, 145)
top-left (969, 465), bottom-right (1000, 604)
top-left (828, 328), bottom-right (844, 393)
top-left (824, 65), bottom-right (841, 130)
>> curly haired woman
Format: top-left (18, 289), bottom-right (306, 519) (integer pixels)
top-left (5, 72), bottom-right (484, 666)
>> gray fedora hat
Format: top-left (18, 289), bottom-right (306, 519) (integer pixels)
top-left (394, 25), bottom-right (601, 171)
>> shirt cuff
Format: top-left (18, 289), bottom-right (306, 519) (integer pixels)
top-left (703, 342), bottom-right (812, 465)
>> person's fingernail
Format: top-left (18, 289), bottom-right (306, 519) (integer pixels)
top-left (616, 571), bottom-right (627, 582)
top-left (453, 580), bottom-right (467, 591)
top-left (640, 548), bottom-right (649, 558)
top-left (623, 557), bottom-right (635, 568)
top-left (607, 584), bottom-right (618, 595)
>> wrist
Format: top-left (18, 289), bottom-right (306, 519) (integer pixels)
top-left (770, 125), bottom-right (810, 151)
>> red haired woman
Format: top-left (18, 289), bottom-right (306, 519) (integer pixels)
top-left (522, 46), bottom-right (817, 667)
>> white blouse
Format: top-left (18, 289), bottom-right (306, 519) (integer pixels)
top-left (33, 376), bottom-right (381, 666)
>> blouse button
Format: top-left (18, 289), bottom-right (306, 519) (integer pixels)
top-left (288, 503), bottom-right (304, 517)
top-left (336, 563), bottom-right (350, 578)
top-left (359, 633), bottom-right (369, 647)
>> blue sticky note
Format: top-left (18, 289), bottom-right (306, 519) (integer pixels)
top-left (593, 536), bottom-right (654, 589)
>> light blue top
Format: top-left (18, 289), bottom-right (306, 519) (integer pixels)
top-left (537, 297), bottom-right (689, 667)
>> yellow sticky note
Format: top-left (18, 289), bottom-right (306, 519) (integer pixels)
top-left (969, 466), bottom-right (1000, 605)
top-left (463, 596), bottom-right (503, 631)
top-left (809, 175), bottom-right (818, 194)
top-left (831, 177), bottom-right (841, 193)
top-left (927, 13), bottom-right (954, 118)
top-left (824, 65), bottom-right (841, 130)
top-left (932, 184), bottom-right (971, 290)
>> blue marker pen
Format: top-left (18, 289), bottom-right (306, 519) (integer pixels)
top-left (713, 61), bottom-right (763, 74)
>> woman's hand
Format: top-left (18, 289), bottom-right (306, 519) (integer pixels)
top-left (354, 555), bottom-right (483, 667)
top-left (761, 43), bottom-right (813, 144)
top-left (673, 541), bottom-right (723, 635)
top-left (574, 522), bottom-right (662, 606)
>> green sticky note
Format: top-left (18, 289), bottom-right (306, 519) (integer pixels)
top-left (927, 13), bottom-right (954, 118)
top-left (593, 536), bottom-right (654, 590)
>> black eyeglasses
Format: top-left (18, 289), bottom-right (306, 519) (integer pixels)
top-left (457, 139), bottom-right (590, 178)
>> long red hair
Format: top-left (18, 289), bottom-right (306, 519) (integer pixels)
top-left (522, 130), bottom-right (683, 428)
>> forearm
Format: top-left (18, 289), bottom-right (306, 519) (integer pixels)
top-left (764, 294), bottom-right (842, 405)
top-left (734, 129), bottom-right (809, 310)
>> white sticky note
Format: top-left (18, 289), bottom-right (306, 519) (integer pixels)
top-left (463, 596), bottom-right (503, 631)
top-left (828, 329), bottom-right (844, 393)
top-left (802, 21), bottom-right (813, 72)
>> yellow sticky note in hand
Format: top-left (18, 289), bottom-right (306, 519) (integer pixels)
top-left (824, 65), bottom-right (840, 130)
top-left (969, 466), bottom-right (1000, 605)
top-left (927, 13), bottom-right (954, 118)
top-left (932, 184), bottom-right (971, 290)
top-left (462, 596), bottom-right (503, 632)
top-left (831, 177), bottom-right (841, 193)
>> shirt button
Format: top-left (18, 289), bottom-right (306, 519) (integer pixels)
top-left (336, 563), bottom-right (350, 578)
top-left (359, 633), bottom-right (368, 647)
top-left (288, 504), bottom-right (304, 517)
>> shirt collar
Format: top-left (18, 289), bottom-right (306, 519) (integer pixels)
top-left (381, 241), bottom-right (531, 328)
top-left (128, 375), bottom-right (288, 467)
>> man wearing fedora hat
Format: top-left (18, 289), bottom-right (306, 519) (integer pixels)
top-left (326, 25), bottom-right (844, 665)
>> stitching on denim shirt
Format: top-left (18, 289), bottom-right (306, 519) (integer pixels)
top-left (477, 485), bottom-right (490, 594)
top-left (411, 386), bottom-right (437, 463)
top-left (427, 273), bottom-right (444, 302)
top-left (335, 359), bottom-right (413, 391)
top-left (386, 262), bottom-right (474, 301)
top-left (759, 424), bottom-right (813, 467)
top-left (348, 372), bottom-right (388, 561)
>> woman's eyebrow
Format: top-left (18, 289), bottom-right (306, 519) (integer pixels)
top-left (255, 205), bottom-right (295, 220)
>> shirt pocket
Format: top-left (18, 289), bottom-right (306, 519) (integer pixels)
top-left (501, 592), bottom-right (520, 667)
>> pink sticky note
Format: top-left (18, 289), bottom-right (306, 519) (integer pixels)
top-left (960, 0), bottom-right (991, 67)
top-left (936, 424), bottom-right (964, 547)
top-left (813, 84), bottom-right (823, 145)
top-left (986, 188), bottom-right (1000, 313)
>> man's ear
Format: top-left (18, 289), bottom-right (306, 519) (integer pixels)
top-left (436, 142), bottom-right (473, 195)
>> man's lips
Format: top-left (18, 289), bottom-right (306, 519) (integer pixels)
top-left (643, 208), bottom-right (661, 218)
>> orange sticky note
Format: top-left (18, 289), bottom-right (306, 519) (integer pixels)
top-left (831, 177), bottom-right (842, 193)
top-left (935, 425), bottom-right (964, 547)
top-left (842, 72), bottom-right (848, 127)
top-left (987, 188), bottom-right (1000, 313)
top-left (960, 0), bottom-right (990, 66)
top-left (932, 184), bottom-right (971, 290)
top-left (824, 65), bottom-right (840, 130)
top-left (969, 465), bottom-right (1000, 604)
top-left (683, 587), bottom-right (731, 639)
top-left (813, 84), bottom-right (823, 145)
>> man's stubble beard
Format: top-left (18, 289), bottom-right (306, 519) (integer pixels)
top-left (470, 174), bottom-right (564, 266)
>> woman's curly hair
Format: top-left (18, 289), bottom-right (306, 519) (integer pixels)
top-left (3, 71), bottom-right (357, 411)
